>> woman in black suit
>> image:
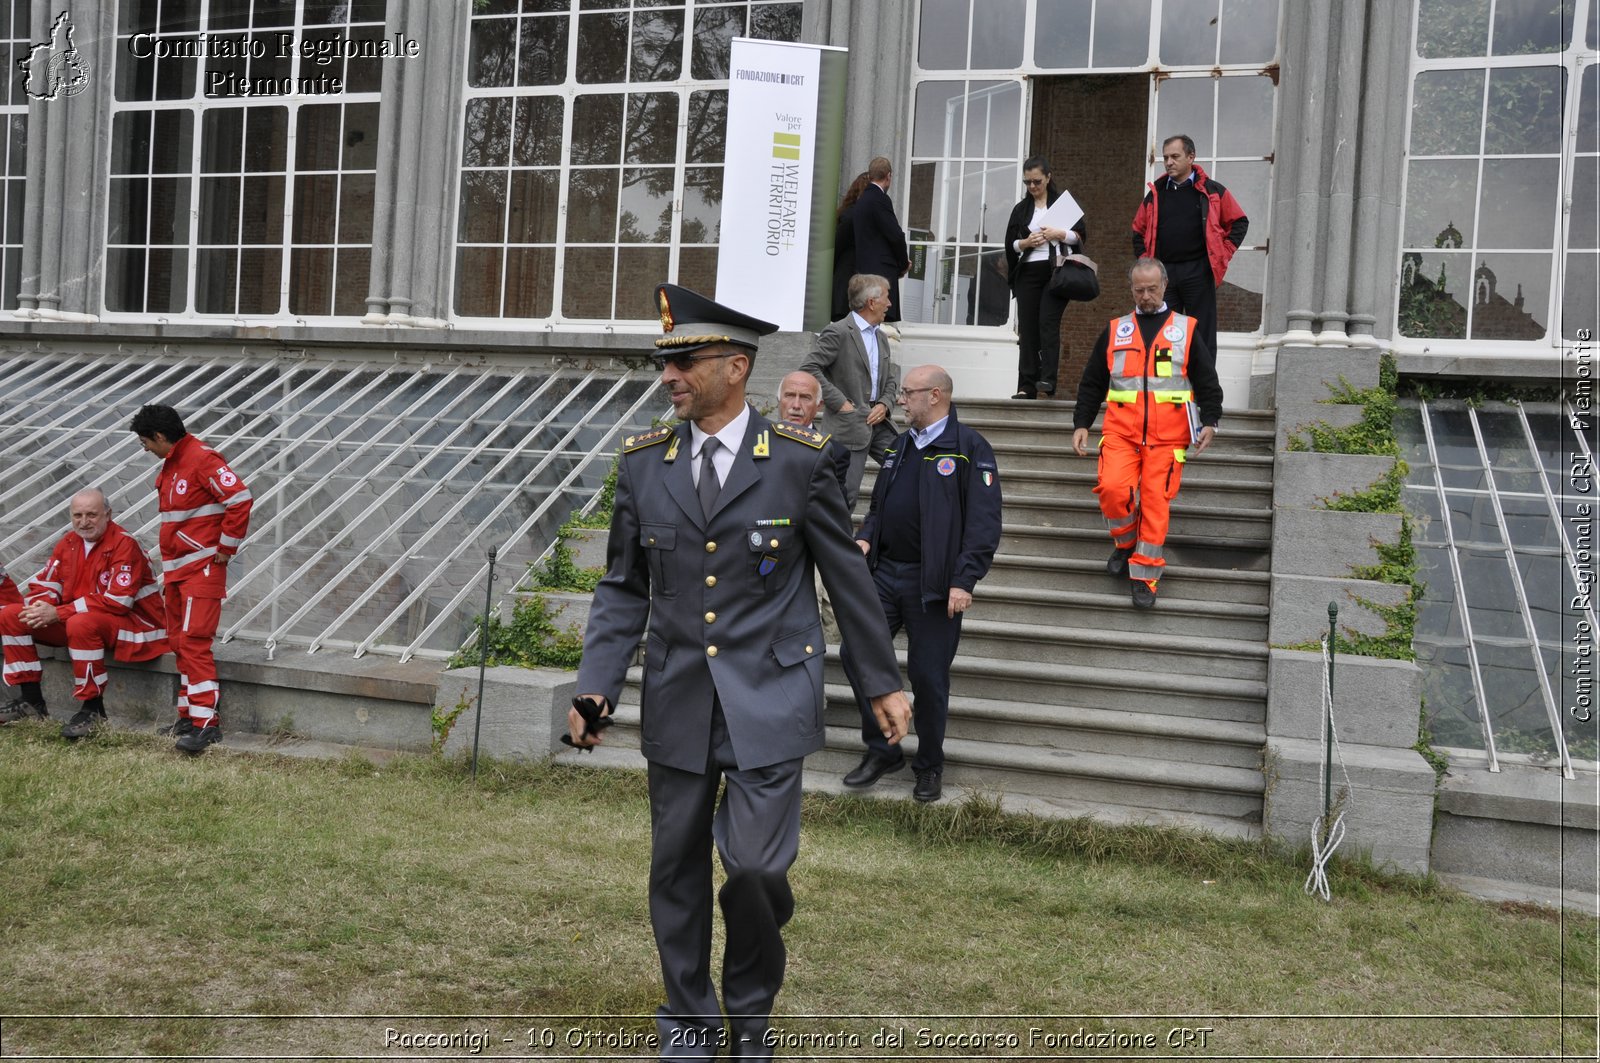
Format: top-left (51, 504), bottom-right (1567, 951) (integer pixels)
top-left (1003, 156), bottom-right (1087, 399)
top-left (831, 172), bottom-right (870, 321)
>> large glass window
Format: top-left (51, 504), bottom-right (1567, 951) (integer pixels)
top-left (1398, 0), bottom-right (1596, 344)
top-left (107, 0), bottom-right (383, 319)
top-left (1399, 397), bottom-right (1597, 773)
top-left (907, 0), bottom-right (1279, 332)
top-left (455, 0), bottom-right (801, 323)
top-left (1, 1), bottom-right (29, 311)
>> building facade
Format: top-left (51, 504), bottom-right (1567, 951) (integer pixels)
top-left (0, 0), bottom-right (1593, 774)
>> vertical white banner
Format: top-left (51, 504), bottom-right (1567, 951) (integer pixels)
top-left (716, 39), bottom-right (823, 331)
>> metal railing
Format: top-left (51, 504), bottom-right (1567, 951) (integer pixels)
top-left (1407, 397), bottom-right (1593, 774)
top-left (0, 347), bottom-right (656, 662)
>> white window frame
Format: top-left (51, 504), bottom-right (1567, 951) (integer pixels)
top-left (1392, 0), bottom-right (1598, 355)
top-left (102, 0), bottom-right (385, 324)
top-left (904, 0), bottom-right (1282, 339)
top-left (450, 0), bottom-right (801, 331)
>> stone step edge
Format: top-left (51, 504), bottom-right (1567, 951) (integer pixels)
top-left (559, 744), bottom-right (1261, 840)
top-left (980, 444), bottom-right (1276, 464)
top-left (1003, 494), bottom-right (1274, 517)
top-left (956, 617), bottom-right (1269, 660)
top-left (907, 469), bottom-right (1274, 491)
top-left (814, 683), bottom-right (1266, 747)
top-left (594, 707), bottom-right (1266, 797)
top-left (974, 585), bottom-right (1270, 619)
top-left (1002, 525), bottom-right (1271, 551)
top-left (991, 553), bottom-right (1273, 584)
top-left (816, 653), bottom-right (1265, 700)
top-left (629, 652), bottom-right (1267, 702)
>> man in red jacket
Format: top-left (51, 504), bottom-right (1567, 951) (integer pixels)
top-left (1130, 134), bottom-right (1248, 366)
top-left (131, 405), bottom-right (252, 754)
top-left (0, 489), bottom-right (169, 738)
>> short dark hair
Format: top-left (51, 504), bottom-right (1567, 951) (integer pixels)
top-left (130, 404), bottom-right (187, 443)
top-left (1162, 134), bottom-right (1197, 157)
top-left (1022, 155), bottom-right (1051, 177)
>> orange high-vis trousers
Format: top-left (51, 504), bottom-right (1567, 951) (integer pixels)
top-left (1094, 433), bottom-right (1187, 583)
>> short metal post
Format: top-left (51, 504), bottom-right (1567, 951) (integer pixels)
top-left (471, 546), bottom-right (498, 784)
top-left (1324, 601), bottom-right (1338, 822)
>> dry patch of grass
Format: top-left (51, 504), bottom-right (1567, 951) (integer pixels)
top-left (0, 722), bottom-right (1593, 1059)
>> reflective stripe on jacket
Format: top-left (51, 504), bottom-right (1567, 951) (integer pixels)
top-left (1102, 311), bottom-right (1197, 446)
top-left (155, 434), bottom-right (252, 583)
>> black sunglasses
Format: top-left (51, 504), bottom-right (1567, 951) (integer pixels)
top-left (650, 350), bottom-right (739, 372)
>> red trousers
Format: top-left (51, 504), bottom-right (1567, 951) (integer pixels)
top-left (166, 582), bottom-right (223, 722)
top-left (1094, 433), bottom-right (1187, 583)
top-left (1, 605), bottom-right (126, 701)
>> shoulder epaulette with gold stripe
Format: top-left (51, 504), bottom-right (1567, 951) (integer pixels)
top-left (622, 425), bottom-right (674, 452)
top-left (771, 421), bottom-right (829, 449)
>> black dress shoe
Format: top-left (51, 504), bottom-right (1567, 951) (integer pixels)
top-left (1106, 546), bottom-right (1133, 578)
top-left (913, 769), bottom-right (943, 803)
top-left (843, 751), bottom-right (905, 787)
top-left (1011, 390), bottom-right (1036, 400)
top-left (1131, 579), bottom-right (1158, 609)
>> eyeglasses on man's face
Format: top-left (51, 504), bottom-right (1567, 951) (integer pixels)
top-left (898, 386), bottom-right (936, 398)
top-left (650, 350), bottom-right (738, 372)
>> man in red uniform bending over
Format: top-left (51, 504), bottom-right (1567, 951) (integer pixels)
top-left (131, 405), bottom-right (252, 754)
top-left (0, 489), bottom-right (168, 738)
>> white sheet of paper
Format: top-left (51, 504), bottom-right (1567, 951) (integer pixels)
top-left (1028, 188), bottom-right (1084, 235)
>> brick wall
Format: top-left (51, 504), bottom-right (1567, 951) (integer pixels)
top-left (1028, 74), bottom-right (1149, 395)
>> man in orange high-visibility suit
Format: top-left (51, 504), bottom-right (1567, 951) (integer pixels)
top-left (0, 488), bottom-right (168, 738)
top-left (131, 404), bottom-right (252, 754)
top-left (1071, 258), bottom-right (1223, 608)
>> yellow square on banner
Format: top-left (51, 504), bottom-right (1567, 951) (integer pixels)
top-left (772, 147), bottom-right (801, 159)
top-left (773, 133), bottom-right (801, 146)
top-left (772, 132), bottom-right (801, 159)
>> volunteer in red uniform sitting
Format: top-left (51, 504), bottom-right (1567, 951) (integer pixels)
top-left (0, 489), bottom-right (168, 738)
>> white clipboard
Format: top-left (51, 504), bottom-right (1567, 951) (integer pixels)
top-left (1028, 188), bottom-right (1084, 235)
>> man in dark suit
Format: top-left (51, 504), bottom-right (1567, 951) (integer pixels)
top-left (841, 365), bottom-right (1003, 804)
top-left (852, 156), bottom-right (910, 322)
top-left (570, 284), bottom-right (912, 1060)
top-left (798, 273), bottom-right (899, 511)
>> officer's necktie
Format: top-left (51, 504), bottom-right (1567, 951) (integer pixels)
top-left (698, 436), bottom-right (721, 519)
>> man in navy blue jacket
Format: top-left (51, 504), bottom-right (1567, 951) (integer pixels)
top-left (841, 365), bottom-right (1003, 802)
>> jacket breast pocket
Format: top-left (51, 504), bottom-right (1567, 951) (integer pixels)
top-left (640, 522), bottom-right (676, 598)
top-left (747, 524), bottom-right (797, 596)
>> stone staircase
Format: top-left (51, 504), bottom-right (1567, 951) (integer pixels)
top-left (567, 399), bottom-right (1278, 839)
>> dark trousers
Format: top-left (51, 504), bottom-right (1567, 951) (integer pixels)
top-left (1162, 257), bottom-right (1218, 360)
top-left (842, 420), bottom-right (899, 512)
top-left (647, 701), bottom-right (803, 1060)
top-left (1013, 259), bottom-right (1066, 395)
top-left (842, 556), bottom-right (962, 772)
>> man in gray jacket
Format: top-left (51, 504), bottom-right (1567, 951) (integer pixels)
top-left (799, 273), bottom-right (899, 510)
top-left (570, 283), bottom-right (911, 1060)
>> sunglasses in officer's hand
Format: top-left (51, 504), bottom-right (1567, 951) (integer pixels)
top-left (649, 351), bottom-right (740, 372)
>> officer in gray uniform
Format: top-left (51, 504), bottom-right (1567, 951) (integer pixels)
top-left (570, 283), bottom-right (912, 1060)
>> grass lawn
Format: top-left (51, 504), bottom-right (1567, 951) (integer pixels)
top-left (0, 722), bottom-right (1594, 1060)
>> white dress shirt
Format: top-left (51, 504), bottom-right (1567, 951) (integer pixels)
top-left (849, 310), bottom-right (882, 403)
top-left (690, 404), bottom-right (750, 489)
